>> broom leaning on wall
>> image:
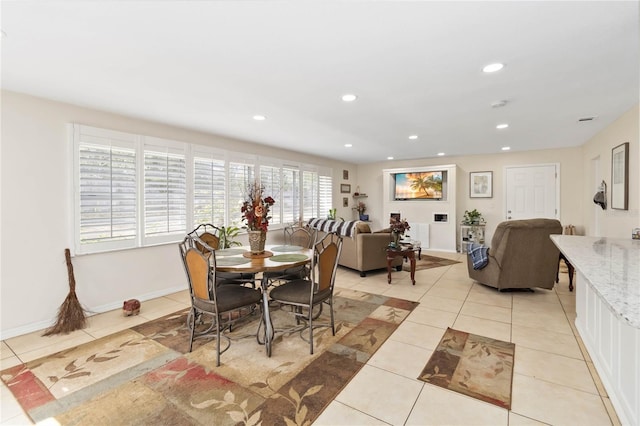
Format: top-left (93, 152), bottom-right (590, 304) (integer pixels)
top-left (43, 248), bottom-right (87, 336)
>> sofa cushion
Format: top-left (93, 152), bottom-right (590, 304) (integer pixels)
top-left (374, 227), bottom-right (391, 233)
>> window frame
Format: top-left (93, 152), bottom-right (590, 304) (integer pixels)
top-left (71, 124), bottom-right (333, 255)
top-left (72, 124), bottom-right (140, 254)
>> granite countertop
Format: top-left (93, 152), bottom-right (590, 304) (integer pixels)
top-left (551, 235), bottom-right (640, 329)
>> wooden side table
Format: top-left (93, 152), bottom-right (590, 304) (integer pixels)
top-left (557, 252), bottom-right (575, 291)
top-left (386, 247), bottom-right (417, 285)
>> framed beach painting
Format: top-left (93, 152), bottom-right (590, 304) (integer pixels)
top-left (469, 171), bottom-right (493, 198)
top-left (611, 142), bottom-right (629, 210)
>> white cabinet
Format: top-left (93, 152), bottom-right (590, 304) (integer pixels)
top-left (576, 272), bottom-right (639, 426)
top-left (459, 224), bottom-right (485, 253)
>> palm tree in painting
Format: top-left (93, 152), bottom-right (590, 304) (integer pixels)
top-left (409, 173), bottom-right (443, 198)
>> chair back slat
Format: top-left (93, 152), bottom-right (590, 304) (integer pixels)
top-left (185, 248), bottom-right (211, 300)
top-left (189, 224), bottom-right (223, 251)
top-left (309, 232), bottom-right (342, 294)
top-left (317, 243), bottom-right (338, 291)
top-left (199, 232), bottom-right (220, 250)
top-left (286, 226), bottom-right (315, 249)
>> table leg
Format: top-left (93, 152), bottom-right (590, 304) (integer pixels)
top-left (567, 262), bottom-right (575, 292)
top-left (558, 254), bottom-right (575, 292)
top-left (409, 252), bottom-right (416, 285)
top-left (386, 255), bottom-right (393, 284)
top-left (260, 276), bottom-right (274, 357)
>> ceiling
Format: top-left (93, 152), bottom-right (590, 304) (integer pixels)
top-left (1, 1), bottom-right (638, 164)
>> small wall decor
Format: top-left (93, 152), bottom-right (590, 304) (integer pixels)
top-left (593, 180), bottom-right (607, 210)
top-left (611, 142), bottom-right (629, 210)
top-left (469, 171), bottom-right (493, 198)
top-left (343, 169), bottom-right (349, 180)
top-left (340, 183), bottom-right (351, 193)
top-left (342, 197), bottom-right (349, 207)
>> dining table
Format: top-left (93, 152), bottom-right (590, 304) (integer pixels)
top-left (213, 244), bottom-right (313, 357)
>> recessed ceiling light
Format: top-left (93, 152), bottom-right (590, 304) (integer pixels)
top-left (252, 115), bottom-right (266, 121)
top-left (482, 63), bottom-right (504, 73)
top-left (491, 100), bottom-right (508, 108)
top-left (344, 144), bottom-right (353, 148)
top-left (408, 135), bottom-right (418, 140)
top-left (342, 94), bottom-right (357, 102)
top-left (496, 123), bottom-right (509, 129)
top-left (501, 146), bottom-right (511, 151)
top-left (387, 156), bottom-right (394, 160)
top-left (437, 152), bottom-right (445, 156)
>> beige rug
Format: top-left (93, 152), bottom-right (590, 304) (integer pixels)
top-left (418, 327), bottom-right (515, 409)
top-left (2, 289), bottom-right (418, 425)
top-left (403, 254), bottom-right (460, 272)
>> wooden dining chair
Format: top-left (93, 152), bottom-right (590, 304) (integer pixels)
top-left (178, 236), bottom-right (262, 366)
top-left (188, 223), bottom-right (256, 287)
top-left (269, 232), bottom-right (343, 354)
top-left (264, 225), bottom-right (316, 286)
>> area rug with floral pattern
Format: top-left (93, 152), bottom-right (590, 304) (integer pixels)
top-left (418, 327), bottom-right (515, 409)
top-left (2, 288), bottom-right (417, 425)
top-left (403, 254), bottom-right (461, 272)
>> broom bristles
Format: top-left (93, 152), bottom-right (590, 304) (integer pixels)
top-left (43, 249), bottom-right (87, 336)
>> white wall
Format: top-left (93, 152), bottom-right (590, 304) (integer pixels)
top-left (0, 91), bottom-right (354, 338)
top-left (357, 147), bottom-right (585, 246)
top-left (582, 105), bottom-right (639, 238)
top-left (381, 165), bottom-right (458, 251)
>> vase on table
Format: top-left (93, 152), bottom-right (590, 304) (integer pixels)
top-left (248, 230), bottom-right (267, 254)
top-left (390, 231), bottom-right (401, 249)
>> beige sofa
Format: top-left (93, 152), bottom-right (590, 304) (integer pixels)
top-left (467, 218), bottom-right (562, 291)
top-left (321, 222), bottom-right (402, 277)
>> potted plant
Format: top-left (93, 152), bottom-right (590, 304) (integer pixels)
top-left (462, 209), bottom-right (484, 225)
top-left (241, 180), bottom-right (275, 254)
top-left (353, 201), bottom-right (368, 221)
top-left (219, 225), bottom-right (242, 249)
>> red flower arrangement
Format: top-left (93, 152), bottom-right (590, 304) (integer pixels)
top-left (241, 181), bottom-right (275, 232)
top-left (390, 217), bottom-right (411, 234)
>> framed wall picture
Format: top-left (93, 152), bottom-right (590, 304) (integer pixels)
top-left (343, 169), bottom-right (349, 180)
top-left (340, 183), bottom-right (351, 194)
top-left (470, 171), bottom-right (493, 198)
top-left (611, 142), bottom-right (629, 210)
top-left (342, 197), bottom-right (349, 207)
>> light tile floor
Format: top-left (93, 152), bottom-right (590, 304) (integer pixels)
top-left (1, 252), bottom-right (621, 425)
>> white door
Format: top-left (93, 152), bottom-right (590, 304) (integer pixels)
top-left (505, 164), bottom-right (558, 220)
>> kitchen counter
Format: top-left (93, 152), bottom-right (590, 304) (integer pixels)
top-left (551, 234), bottom-right (639, 425)
top-left (551, 235), bottom-right (640, 328)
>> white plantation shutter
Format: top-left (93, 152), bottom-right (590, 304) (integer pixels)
top-left (281, 167), bottom-right (300, 224)
top-left (260, 165), bottom-right (281, 226)
top-left (143, 138), bottom-right (187, 243)
top-left (73, 125), bottom-right (333, 254)
top-left (302, 171), bottom-right (319, 220)
top-left (228, 160), bottom-right (255, 227)
top-left (74, 125), bottom-right (138, 254)
top-left (193, 150), bottom-right (226, 226)
top-left (319, 174), bottom-right (333, 218)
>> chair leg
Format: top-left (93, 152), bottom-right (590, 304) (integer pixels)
top-left (329, 299), bottom-right (335, 336)
top-left (308, 305), bottom-right (314, 355)
top-left (216, 318), bottom-right (221, 367)
top-left (188, 308), bottom-right (196, 352)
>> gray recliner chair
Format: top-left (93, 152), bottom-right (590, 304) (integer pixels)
top-left (467, 218), bottom-right (563, 291)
